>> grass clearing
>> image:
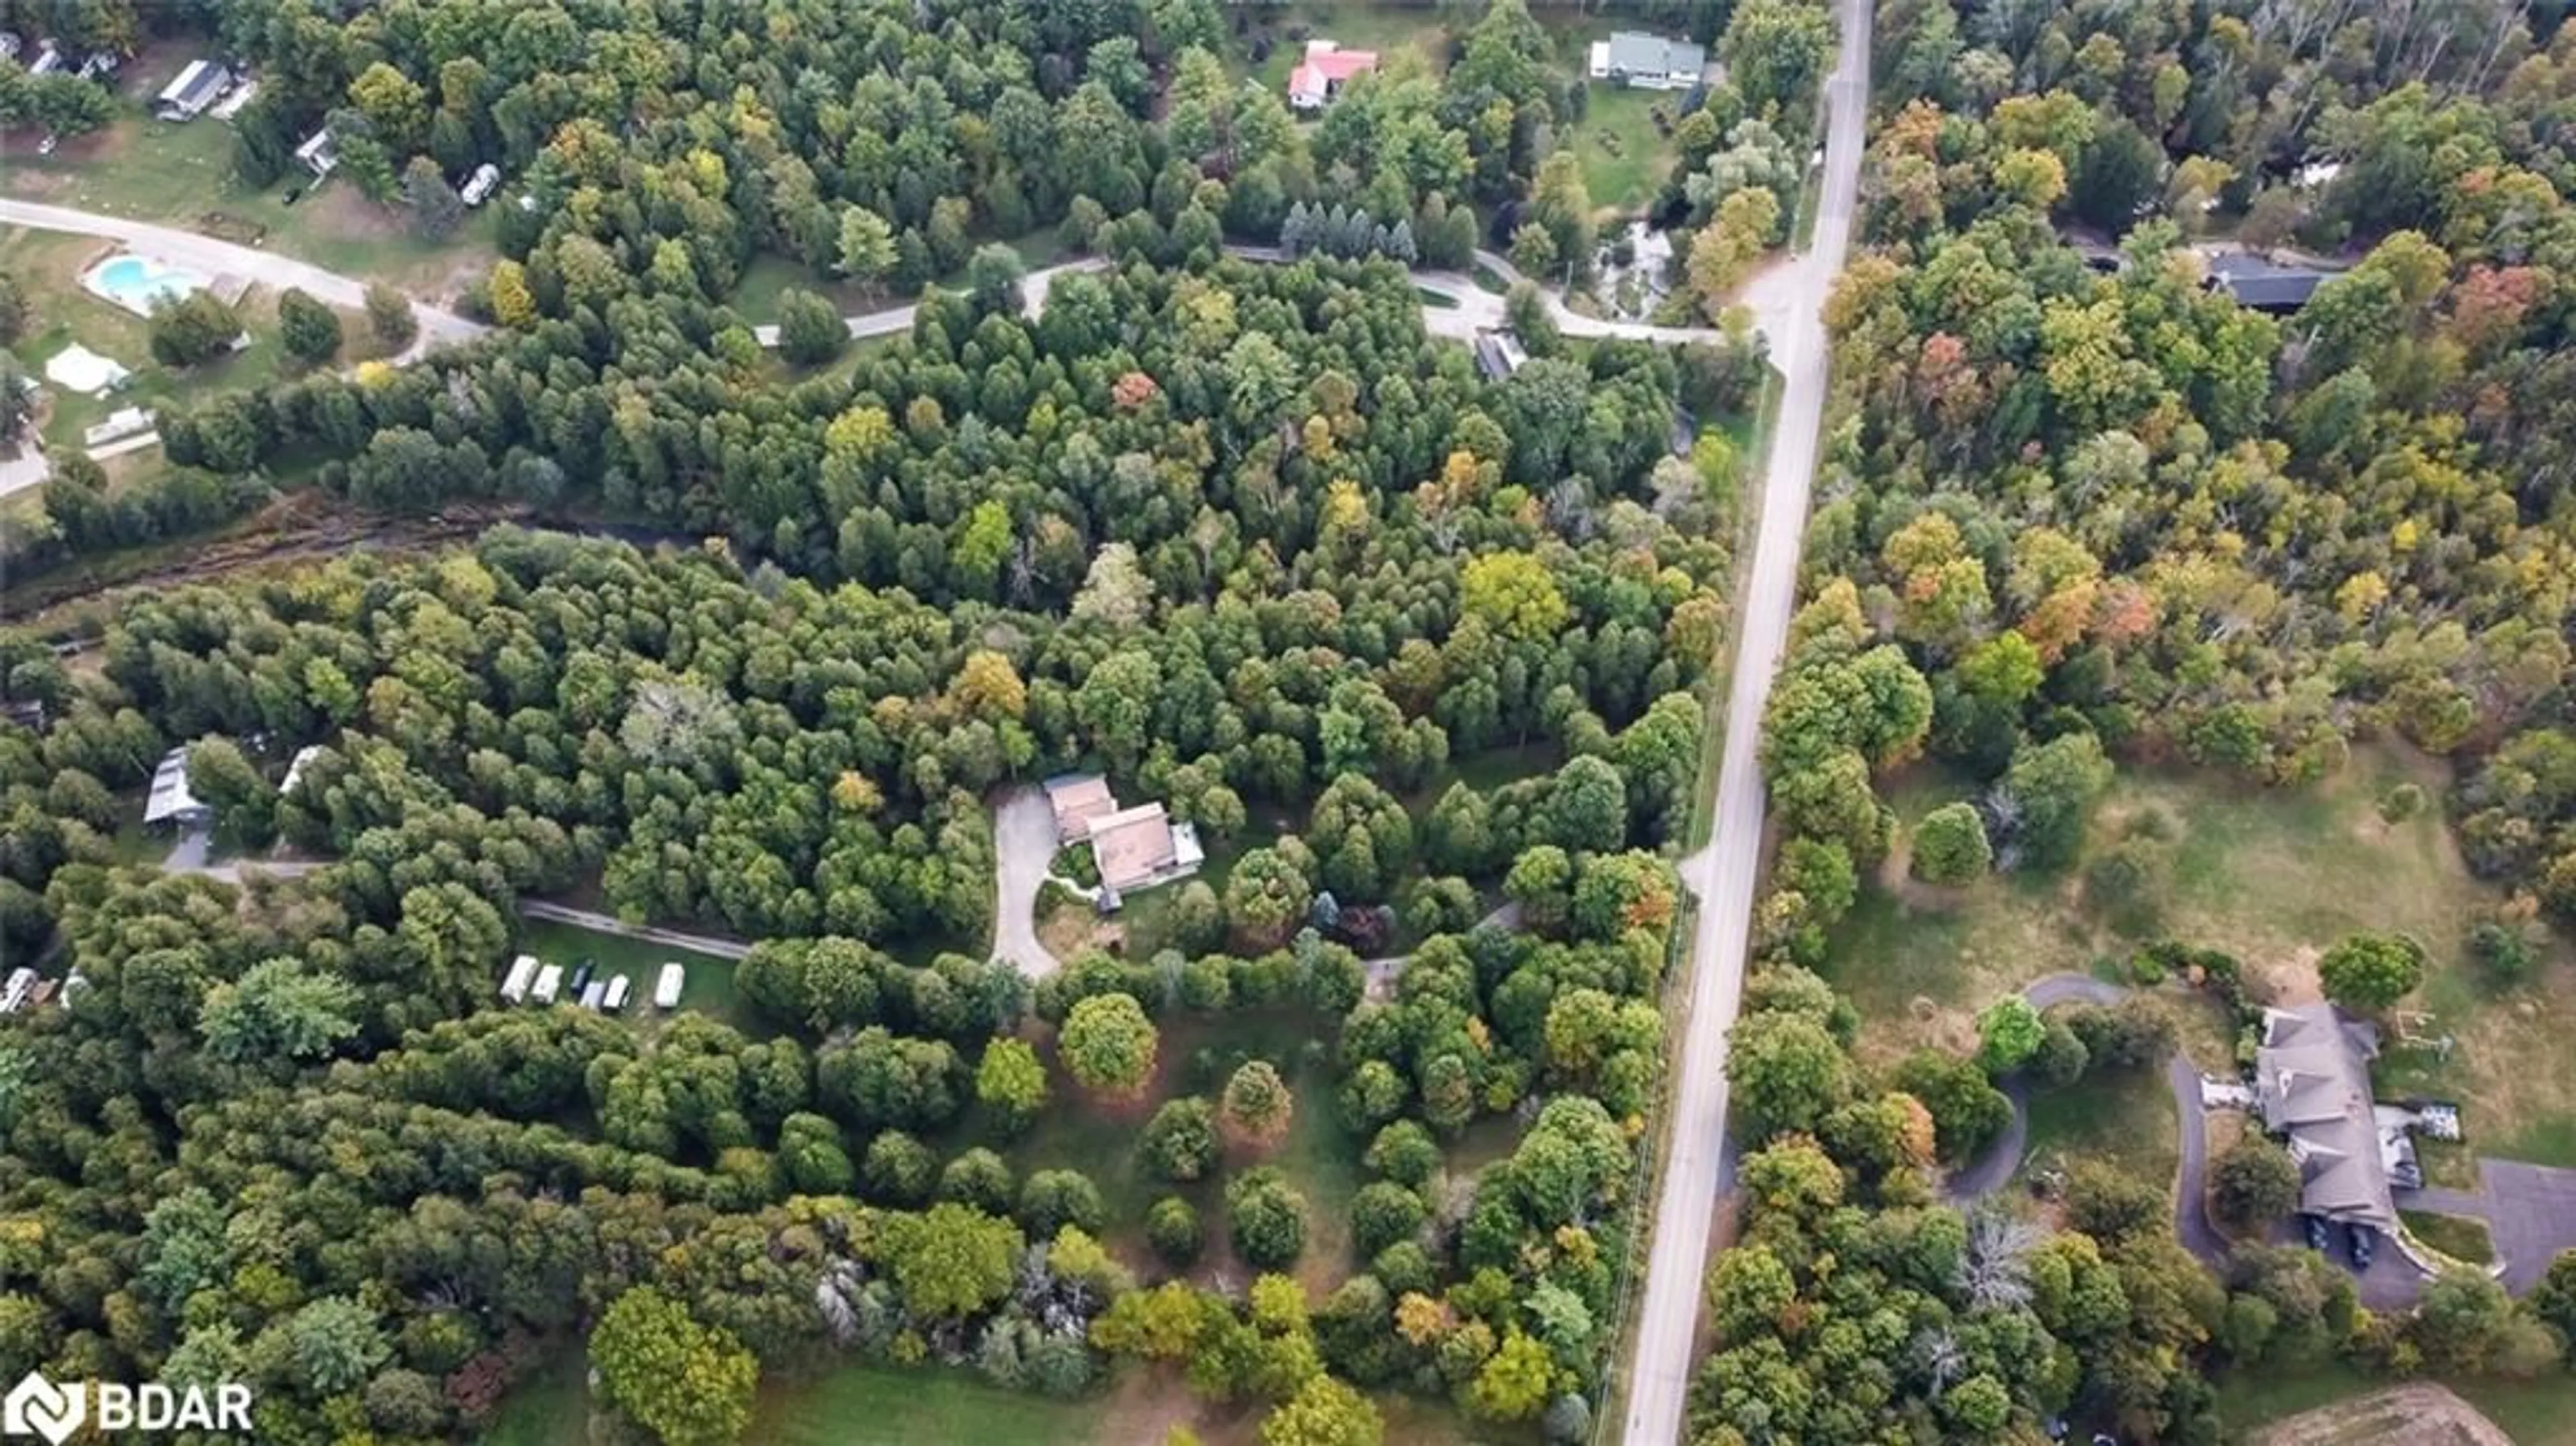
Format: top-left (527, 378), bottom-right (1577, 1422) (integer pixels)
top-left (1574, 85), bottom-right (1683, 215)
top-left (1242, 3), bottom-right (1451, 89)
top-left (2220, 1368), bottom-right (2576, 1446)
top-left (755, 1362), bottom-right (1108, 1446)
top-left (1820, 745), bottom-right (2576, 1158)
top-left (2021, 1061), bottom-right (2180, 1187)
top-left (1000, 1009), bottom-right (1378, 1296)
top-left (2401, 1208), bottom-right (2496, 1265)
top-left (515, 920), bottom-right (753, 1033)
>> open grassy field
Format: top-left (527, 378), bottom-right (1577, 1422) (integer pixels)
top-left (1242, 2), bottom-right (1452, 89)
top-left (2219, 1366), bottom-right (2576, 1446)
top-left (0, 109), bottom-right (501, 299)
top-left (2402, 1207), bottom-right (2497, 1265)
top-left (1000, 1009), bottom-right (1374, 1296)
top-left (1573, 85), bottom-right (1684, 215)
top-left (1820, 744), bottom-right (2576, 1162)
top-left (515, 920), bottom-right (753, 1033)
top-left (2020, 1058), bottom-right (2180, 1188)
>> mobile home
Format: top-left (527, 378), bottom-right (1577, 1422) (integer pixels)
top-left (500, 953), bottom-right (540, 1003)
top-left (653, 962), bottom-right (685, 1010)
top-left (531, 963), bottom-right (564, 1005)
top-left (602, 975), bottom-right (631, 1013)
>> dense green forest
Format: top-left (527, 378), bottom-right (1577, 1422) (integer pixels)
top-left (0, 178), bottom-right (1741, 1446)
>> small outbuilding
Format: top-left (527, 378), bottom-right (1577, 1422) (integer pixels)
top-left (294, 127), bottom-right (339, 178)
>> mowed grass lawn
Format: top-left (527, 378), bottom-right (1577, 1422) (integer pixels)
top-left (0, 224), bottom-right (368, 453)
top-left (1820, 744), bottom-right (2576, 1164)
top-left (1, 107), bottom-right (500, 296)
top-left (1244, 2), bottom-right (1452, 89)
top-left (515, 920), bottom-right (753, 1033)
top-left (2217, 1363), bottom-right (2576, 1446)
top-left (1574, 85), bottom-right (1683, 215)
top-left (2019, 1058), bottom-right (2179, 1188)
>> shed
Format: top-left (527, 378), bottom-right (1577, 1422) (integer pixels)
top-left (295, 127), bottom-right (339, 177)
top-left (280, 743), bottom-right (325, 796)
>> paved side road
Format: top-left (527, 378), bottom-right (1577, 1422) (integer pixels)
top-left (1619, 0), bottom-right (1874, 1437)
top-left (750, 258), bottom-right (1109, 349)
top-left (0, 197), bottom-right (487, 350)
top-left (515, 899), bottom-right (751, 960)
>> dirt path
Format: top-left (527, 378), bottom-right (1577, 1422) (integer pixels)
top-left (2248, 1384), bottom-right (2515, 1446)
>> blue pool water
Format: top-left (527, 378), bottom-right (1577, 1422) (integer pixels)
top-left (86, 254), bottom-right (212, 315)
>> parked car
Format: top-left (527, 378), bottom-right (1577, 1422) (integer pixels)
top-left (2302, 1215), bottom-right (2331, 1254)
top-left (2347, 1222), bottom-right (2375, 1270)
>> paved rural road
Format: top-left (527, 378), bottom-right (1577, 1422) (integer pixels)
top-left (1619, 0), bottom-right (1872, 1438)
top-left (751, 258), bottom-right (1109, 349)
top-left (0, 197), bottom-right (487, 349)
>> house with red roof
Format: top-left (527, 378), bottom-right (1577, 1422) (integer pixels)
top-left (1287, 40), bottom-right (1379, 112)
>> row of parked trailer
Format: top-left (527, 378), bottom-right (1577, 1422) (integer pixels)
top-left (498, 954), bottom-right (687, 1013)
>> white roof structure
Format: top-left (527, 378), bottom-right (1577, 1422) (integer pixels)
top-left (156, 59), bottom-right (231, 119)
top-left (654, 962), bottom-right (685, 1009)
top-left (144, 746), bottom-right (211, 824)
top-left (460, 162), bottom-right (500, 205)
top-left (280, 744), bottom-right (325, 795)
top-left (82, 406), bottom-right (154, 448)
top-left (531, 963), bottom-right (564, 1003)
top-left (44, 343), bottom-right (129, 396)
top-left (604, 975), bottom-right (631, 1011)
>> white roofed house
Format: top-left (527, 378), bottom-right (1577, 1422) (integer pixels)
top-left (143, 746), bottom-right (213, 828)
top-left (1587, 32), bottom-right (1707, 91)
top-left (155, 59), bottom-right (233, 121)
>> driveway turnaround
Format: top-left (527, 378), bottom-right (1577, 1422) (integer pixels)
top-left (989, 785), bottom-right (1067, 979)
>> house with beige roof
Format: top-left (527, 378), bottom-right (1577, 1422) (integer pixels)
top-left (1088, 801), bottom-right (1204, 897)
